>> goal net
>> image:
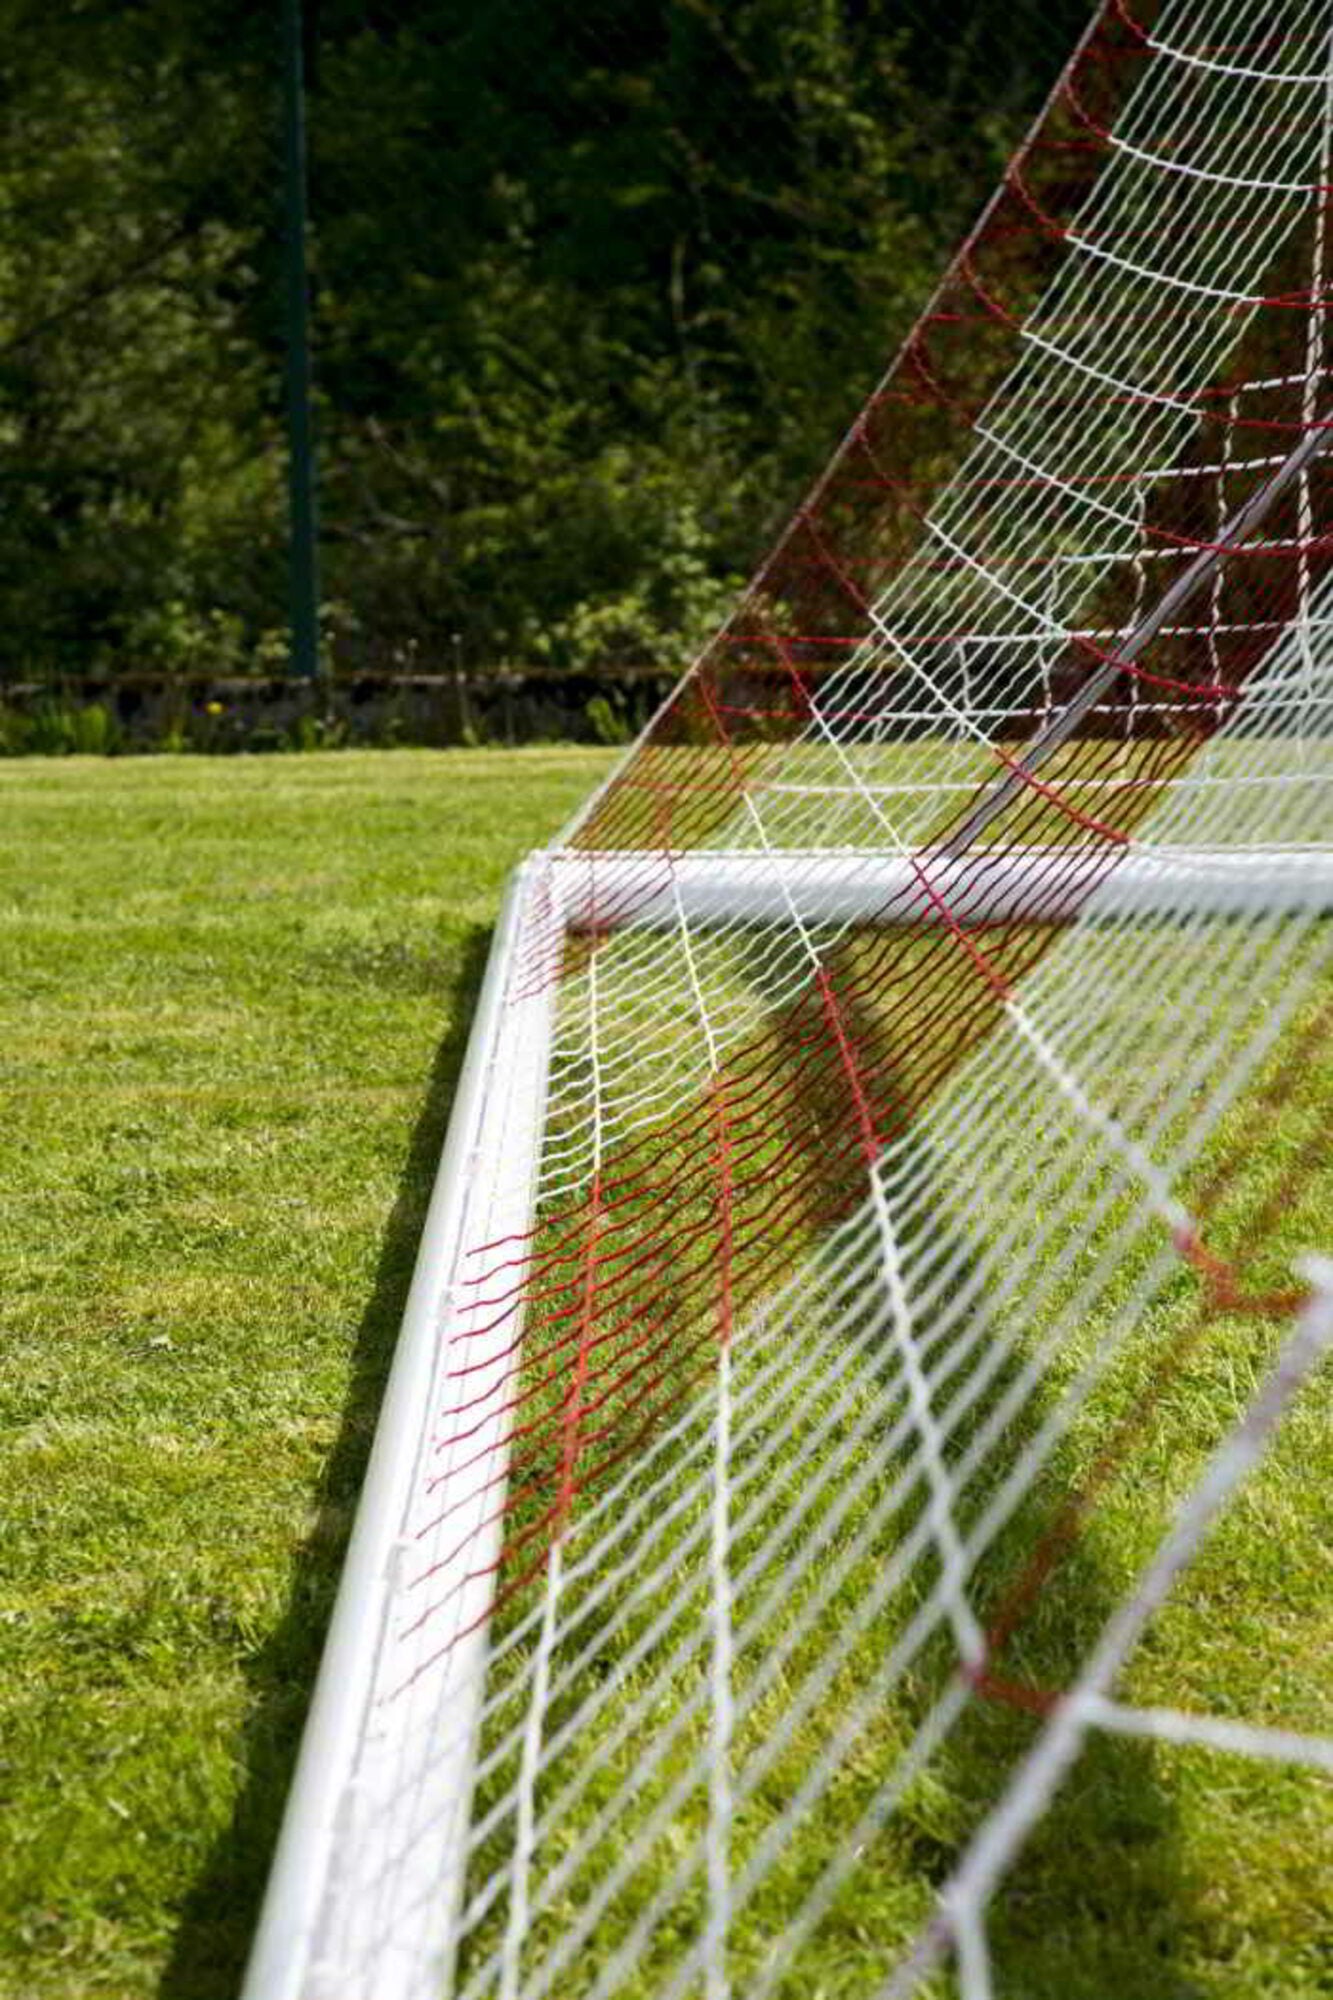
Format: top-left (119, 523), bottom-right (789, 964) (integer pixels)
top-left (246, 1), bottom-right (1333, 1994)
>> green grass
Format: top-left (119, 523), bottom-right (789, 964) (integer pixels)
top-left (463, 876), bottom-right (1333, 1996)
top-left (0, 749), bottom-right (610, 2000)
top-left (2, 749), bottom-right (1331, 2000)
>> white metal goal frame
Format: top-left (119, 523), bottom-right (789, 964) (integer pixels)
top-left (240, 831), bottom-right (1333, 2000)
top-left (242, 0), bottom-right (1333, 1989)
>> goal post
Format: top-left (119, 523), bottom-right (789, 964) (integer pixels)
top-left (244, 765), bottom-right (1333, 2000)
top-left (244, 0), bottom-right (1333, 1992)
top-left (243, 859), bottom-right (562, 2000)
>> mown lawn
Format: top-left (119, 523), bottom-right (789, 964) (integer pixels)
top-left (462, 884), bottom-right (1333, 2000)
top-left (2, 748), bottom-right (1330, 2000)
top-left (0, 748), bottom-right (610, 2000)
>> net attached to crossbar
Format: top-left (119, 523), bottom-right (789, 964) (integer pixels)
top-left (247, 1), bottom-right (1333, 1994)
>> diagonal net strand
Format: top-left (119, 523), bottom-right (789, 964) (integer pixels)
top-left (248, 4), bottom-right (1333, 1997)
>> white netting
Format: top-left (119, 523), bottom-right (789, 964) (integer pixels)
top-left (249, 3), bottom-right (1333, 1995)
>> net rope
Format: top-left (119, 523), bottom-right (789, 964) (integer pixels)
top-left (299, 1), bottom-right (1333, 1992)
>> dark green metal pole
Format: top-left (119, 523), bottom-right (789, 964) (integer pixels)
top-left (281, 0), bottom-right (320, 680)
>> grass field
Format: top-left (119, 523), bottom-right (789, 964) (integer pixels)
top-left (0, 749), bottom-right (609, 2000)
top-left (461, 859), bottom-right (1333, 1996)
top-left (2, 748), bottom-right (1331, 2000)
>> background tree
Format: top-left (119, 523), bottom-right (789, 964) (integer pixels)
top-left (0, 0), bottom-right (1087, 684)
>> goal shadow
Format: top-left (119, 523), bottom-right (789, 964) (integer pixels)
top-left (758, 1110), bottom-right (1201, 1997)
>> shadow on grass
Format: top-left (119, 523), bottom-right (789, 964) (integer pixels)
top-left (459, 1009), bottom-right (1198, 1995)
top-left (723, 1040), bottom-right (1199, 1996)
top-left (164, 917), bottom-right (1199, 1999)
top-left (918, 1550), bottom-right (1199, 2000)
top-left (158, 923), bottom-right (494, 2000)
top-left (813, 975), bottom-right (1198, 1993)
top-left (895, 1179), bottom-right (1198, 1997)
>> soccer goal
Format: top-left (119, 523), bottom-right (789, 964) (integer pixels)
top-left (245, 0), bottom-right (1333, 1993)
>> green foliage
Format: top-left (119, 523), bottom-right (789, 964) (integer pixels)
top-left (0, 0), bottom-right (1086, 686)
top-left (0, 4), bottom-right (284, 682)
top-left (0, 700), bottom-right (123, 756)
top-left (584, 691), bottom-right (633, 746)
top-left (309, 0), bottom-right (948, 670)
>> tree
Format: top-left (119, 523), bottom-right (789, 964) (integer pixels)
top-left (0, 0), bottom-right (1088, 683)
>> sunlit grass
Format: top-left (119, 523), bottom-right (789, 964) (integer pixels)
top-left (462, 905), bottom-right (1333, 2000)
top-left (0, 748), bottom-right (610, 2000)
top-left (2, 748), bottom-right (1329, 2000)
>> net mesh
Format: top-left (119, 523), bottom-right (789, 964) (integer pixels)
top-left (301, 1), bottom-right (1333, 1992)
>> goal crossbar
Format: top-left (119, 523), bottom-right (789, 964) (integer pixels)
top-left (242, 828), bottom-right (1333, 2000)
top-left (553, 845), bottom-right (1333, 932)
